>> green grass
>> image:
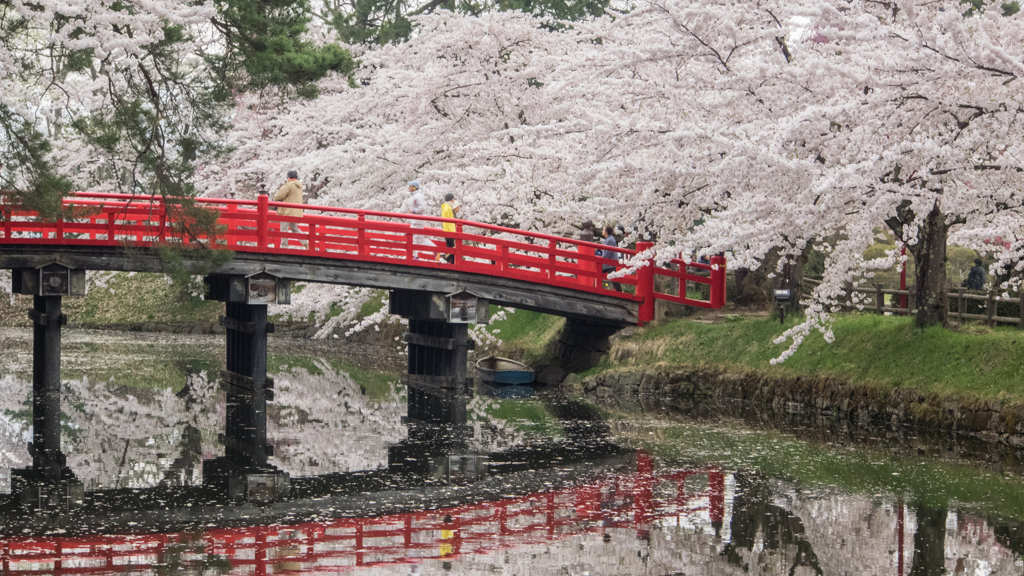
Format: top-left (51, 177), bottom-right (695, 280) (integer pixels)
top-left (0, 331), bottom-right (222, 392)
top-left (70, 272), bottom-right (223, 326)
top-left (604, 314), bottom-right (1024, 401)
top-left (268, 352), bottom-right (398, 400)
top-left (476, 397), bottom-right (564, 438)
top-left (358, 291), bottom-right (388, 318)
top-left (482, 306), bottom-right (565, 362)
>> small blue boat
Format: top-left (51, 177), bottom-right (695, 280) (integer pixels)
top-left (475, 356), bottom-right (535, 386)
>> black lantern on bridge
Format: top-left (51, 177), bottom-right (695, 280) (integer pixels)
top-left (12, 263), bottom-right (86, 297)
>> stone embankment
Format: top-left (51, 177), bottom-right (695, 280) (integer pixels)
top-left (569, 366), bottom-right (1024, 447)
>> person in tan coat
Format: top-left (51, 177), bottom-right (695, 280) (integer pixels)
top-left (275, 170), bottom-right (306, 249)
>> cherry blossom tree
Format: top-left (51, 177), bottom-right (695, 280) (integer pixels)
top-left (672, 0), bottom-right (1024, 358)
top-left (5, 0), bottom-right (1021, 357)
top-left (215, 10), bottom-right (610, 328)
top-left (213, 0), bottom-right (1023, 356)
top-left (0, 0), bottom-right (216, 213)
top-left (213, 10), bottom-right (603, 232)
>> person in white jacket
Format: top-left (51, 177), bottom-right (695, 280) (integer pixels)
top-left (407, 180), bottom-right (430, 259)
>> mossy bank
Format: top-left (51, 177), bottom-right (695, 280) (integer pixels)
top-left (563, 314), bottom-right (1024, 446)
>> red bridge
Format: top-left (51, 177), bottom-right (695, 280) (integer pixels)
top-left (1, 192), bottom-right (725, 325)
top-left (0, 192), bottom-right (727, 511)
top-left (0, 457), bottom-right (725, 575)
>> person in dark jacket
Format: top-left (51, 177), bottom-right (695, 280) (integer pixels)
top-left (967, 258), bottom-right (986, 290)
top-left (599, 226), bottom-right (622, 292)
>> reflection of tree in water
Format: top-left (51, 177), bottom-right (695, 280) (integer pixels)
top-left (0, 358), bottom-right (409, 490)
top-left (0, 375), bottom-right (31, 491)
top-left (268, 360), bottom-right (406, 476)
top-left (159, 425), bottom-right (203, 487)
top-left (909, 505), bottom-right (946, 576)
top-left (64, 370), bottom-right (222, 490)
top-left (721, 473), bottom-right (824, 576)
top-left (0, 372), bottom-right (221, 491)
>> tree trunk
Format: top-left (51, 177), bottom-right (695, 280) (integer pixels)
top-left (733, 267), bottom-right (770, 308)
top-left (909, 205), bottom-right (950, 328)
top-left (733, 248), bottom-right (776, 309)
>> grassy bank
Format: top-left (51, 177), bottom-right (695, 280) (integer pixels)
top-left (0, 273), bottom-right (392, 335)
top-left (479, 307), bottom-right (565, 363)
top-left (476, 305), bottom-right (1024, 402)
top-left (602, 314), bottom-right (1024, 402)
top-left (0, 272), bottom-right (223, 327)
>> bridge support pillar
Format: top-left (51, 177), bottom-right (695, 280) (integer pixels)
top-left (10, 266), bottom-right (86, 511)
top-left (390, 290), bottom-right (483, 428)
top-left (203, 274), bottom-right (291, 502)
top-left (553, 317), bottom-right (621, 374)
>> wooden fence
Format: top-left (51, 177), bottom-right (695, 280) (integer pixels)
top-left (802, 278), bottom-right (1024, 328)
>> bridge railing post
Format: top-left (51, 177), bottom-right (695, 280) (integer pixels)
top-left (575, 244), bottom-right (587, 286)
top-left (226, 203), bottom-right (237, 247)
top-left (636, 241), bottom-right (655, 324)
top-left (257, 194), bottom-right (269, 249)
top-left (157, 197), bottom-right (167, 243)
top-left (547, 239), bottom-right (556, 281)
top-left (106, 208), bottom-right (116, 244)
top-left (710, 254), bottom-right (727, 309)
top-left (455, 223), bottom-right (463, 265)
top-left (2, 200), bottom-right (10, 239)
top-left (135, 203), bottom-right (145, 243)
top-left (357, 213), bottom-right (367, 256)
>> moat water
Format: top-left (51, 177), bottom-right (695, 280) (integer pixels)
top-left (0, 327), bottom-right (1022, 575)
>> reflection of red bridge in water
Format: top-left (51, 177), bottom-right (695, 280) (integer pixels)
top-left (0, 456), bottom-right (725, 574)
top-left (1, 193), bottom-right (725, 323)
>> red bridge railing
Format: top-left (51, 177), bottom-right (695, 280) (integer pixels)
top-left (0, 193), bottom-right (726, 322)
top-left (0, 459), bottom-right (725, 574)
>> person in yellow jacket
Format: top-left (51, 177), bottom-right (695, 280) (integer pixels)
top-left (438, 192), bottom-right (461, 263)
top-left (275, 170), bottom-right (307, 249)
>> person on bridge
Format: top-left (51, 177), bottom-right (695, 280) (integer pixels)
top-left (599, 225), bottom-right (623, 292)
top-left (438, 192), bottom-right (461, 264)
top-left (407, 180), bottom-right (430, 259)
top-left (275, 170), bottom-right (307, 249)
